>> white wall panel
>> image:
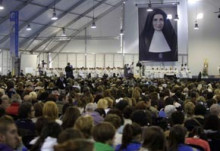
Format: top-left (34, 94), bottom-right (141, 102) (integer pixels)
top-left (51, 53), bottom-right (59, 68)
top-left (68, 54), bottom-right (76, 68)
top-left (86, 54), bottom-right (95, 68)
top-left (124, 55), bottom-right (133, 65)
top-left (20, 54), bottom-right (37, 74)
top-left (76, 54), bottom-right (85, 68)
top-left (134, 55), bottom-right (139, 64)
top-left (62, 40), bottom-right (85, 53)
top-left (87, 40), bottom-right (120, 53)
top-left (96, 54), bottom-right (104, 67)
top-left (188, 0), bottom-right (220, 75)
top-left (114, 54), bottom-right (123, 68)
top-left (105, 54), bottom-right (113, 68)
top-left (58, 54), bottom-right (67, 68)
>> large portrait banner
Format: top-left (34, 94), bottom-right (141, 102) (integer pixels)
top-left (139, 6), bottom-right (178, 61)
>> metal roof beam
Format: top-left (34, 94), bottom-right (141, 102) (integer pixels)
top-left (29, 0), bottom-right (108, 52)
top-left (19, 0), bottom-right (87, 48)
top-left (0, 0), bottom-right (62, 44)
top-left (0, 0), bottom-right (35, 25)
top-left (16, 0), bottom-right (94, 19)
top-left (48, 1), bottom-right (123, 61)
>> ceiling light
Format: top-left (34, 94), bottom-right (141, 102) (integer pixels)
top-left (51, 0), bottom-right (58, 21)
top-left (167, 14), bottom-right (173, 20)
top-left (0, 0), bottom-right (4, 10)
top-left (91, 0), bottom-right (96, 29)
top-left (197, 13), bottom-right (204, 20)
top-left (174, 14), bottom-right (179, 21)
top-left (120, 29), bottom-right (124, 36)
top-left (146, 3), bottom-right (153, 12)
top-left (26, 24), bottom-right (32, 31)
top-left (194, 22), bottom-right (199, 30)
top-left (188, 0), bottom-right (201, 4)
top-left (91, 21), bottom-right (96, 29)
top-left (51, 9), bottom-right (58, 20)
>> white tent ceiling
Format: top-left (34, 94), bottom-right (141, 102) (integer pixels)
top-left (0, 0), bottom-right (123, 53)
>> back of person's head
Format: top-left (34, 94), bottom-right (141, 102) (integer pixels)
top-left (142, 126), bottom-right (166, 151)
top-left (204, 114), bottom-right (220, 131)
top-left (107, 108), bottom-right (124, 125)
top-left (43, 101), bottom-right (58, 121)
top-left (31, 121), bottom-right (62, 151)
top-left (57, 128), bottom-right (84, 144)
top-left (34, 102), bottom-right (44, 117)
top-left (6, 81), bottom-right (14, 89)
top-left (184, 101), bottom-right (195, 116)
top-left (135, 101), bottom-right (147, 110)
top-left (194, 104), bottom-right (206, 116)
top-left (94, 108), bottom-right (106, 118)
top-left (85, 103), bottom-right (97, 112)
top-left (35, 116), bottom-right (49, 135)
top-left (210, 104), bottom-right (220, 117)
top-left (74, 116), bottom-right (93, 139)
top-left (131, 110), bottom-right (152, 126)
top-left (165, 97), bottom-right (174, 106)
top-left (120, 123), bottom-right (142, 150)
top-left (40, 122), bottom-right (62, 138)
top-left (171, 111), bottom-right (184, 126)
top-left (62, 107), bottom-right (80, 130)
top-left (97, 98), bottom-right (108, 109)
top-left (169, 125), bottom-right (187, 151)
top-left (11, 93), bottom-right (21, 103)
top-left (92, 122), bottom-right (115, 144)
top-left (115, 100), bottom-right (128, 111)
top-left (189, 126), bottom-right (206, 139)
top-left (207, 92), bottom-right (214, 100)
top-left (123, 106), bottom-right (134, 119)
top-left (164, 105), bottom-right (177, 118)
top-left (104, 114), bottom-right (121, 129)
top-left (54, 139), bottom-right (94, 151)
top-left (29, 91), bottom-right (38, 102)
top-left (18, 102), bottom-right (33, 119)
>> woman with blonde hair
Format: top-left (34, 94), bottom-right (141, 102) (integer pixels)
top-left (74, 116), bottom-right (94, 140)
top-left (43, 101), bottom-right (62, 125)
top-left (184, 101), bottom-right (195, 118)
top-left (97, 98), bottom-right (108, 110)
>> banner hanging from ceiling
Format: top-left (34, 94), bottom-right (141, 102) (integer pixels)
top-left (139, 6), bottom-right (178, 61)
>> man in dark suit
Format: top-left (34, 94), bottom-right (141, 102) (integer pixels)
top-left (65, 63), bottom-right (73, 79)
top-left (56, 72), bottom-right (67, 91)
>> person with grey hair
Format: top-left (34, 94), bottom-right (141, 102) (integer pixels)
top-left (210, 104), bottom-right (220, 118)
top-left (83, 103), bottom-right (103, 125)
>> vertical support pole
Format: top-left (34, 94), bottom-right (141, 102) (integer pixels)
top-left (85, 28), bottom-right (87, 68)
top-left (120, 1), bottom-right (125, 66)
top-left (10, 11), bottom-right (19, 76)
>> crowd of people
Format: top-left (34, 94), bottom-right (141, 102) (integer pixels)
top-left (0, 73), bottom-right (220, 151)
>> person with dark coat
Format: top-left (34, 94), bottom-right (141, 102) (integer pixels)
top-left (65, 63), bottom-right (73, 79)
top-left (56, 72), bottom-right (67, 90)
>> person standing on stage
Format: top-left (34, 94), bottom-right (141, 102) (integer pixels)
top-left (128, 62), bottom-right (134, 78)
top-left (65, 62), bottom-right (73, 79)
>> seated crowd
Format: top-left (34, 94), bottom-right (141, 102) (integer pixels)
top-left (0, 74), bottom-right (220, 151)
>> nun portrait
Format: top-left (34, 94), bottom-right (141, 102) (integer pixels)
top-left (139, 8), bottom-right (177, 61)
